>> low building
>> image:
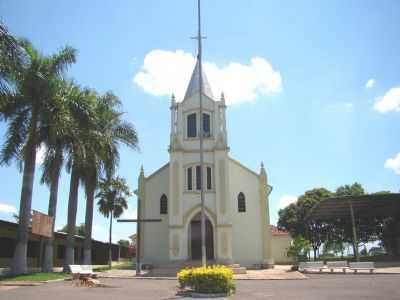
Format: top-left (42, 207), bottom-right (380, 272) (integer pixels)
top-left (271, 225), bottom-right (293, 264)
top-left (0, 220), bottom-right (130, 270)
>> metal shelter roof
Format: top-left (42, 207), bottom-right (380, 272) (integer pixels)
top-left (306, 193), bottom-right (400, 221)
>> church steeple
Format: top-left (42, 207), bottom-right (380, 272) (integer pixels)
top-left (183, 58), bottom-right (214, 101)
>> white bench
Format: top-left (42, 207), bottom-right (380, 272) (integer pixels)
top-left (299, 261), bottom-right (325, 273)
top-left (69, 265), bottom-right (95, 285)
top-left (326, 261), bottom-right (348, 273)
top-left (349, 262), bottom-right (375, 274)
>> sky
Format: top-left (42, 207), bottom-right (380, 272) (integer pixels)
top-left (1, 0), bottom-right (400, 243)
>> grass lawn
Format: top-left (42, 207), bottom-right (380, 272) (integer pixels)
top-left (0, 272), bottom-right (68, 282)
top-left (94, 261), bottom-right (135, 272)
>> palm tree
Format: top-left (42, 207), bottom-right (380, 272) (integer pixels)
top-left (0, 40), bottom-right (76, 275)
top-left (82, 91), bottom-right (138, 265)
top-left (0, 22), bottom-right (27, 96)
top-left (96, 176), bottom-right (130, 268)
top-left (40, 80), bottom-right (94, 272)
top-left (62, 85), bottom-right (97, 271)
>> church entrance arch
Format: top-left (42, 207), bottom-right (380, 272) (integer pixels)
top-left (188, 212), bottom-right (214, 260)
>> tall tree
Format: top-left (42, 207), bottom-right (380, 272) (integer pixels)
top-left (40, 81), bottom-right (93, 272)
top-left (0, 22), bottom-right (27, 96)
top-left (278, 188), bottom-right (333, 259)
top-left (82, 91), bottom-right (138, 265)
top-left (0, 39), bottom-right (76, 275)
top-left (62, 86), bottom-right (97, 271)
top-left (96, 176), bottom-right (130, 268)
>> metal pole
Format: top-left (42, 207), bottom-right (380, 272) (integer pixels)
top-left (136, 197), bottom-right (141, 275)
top-left (349, 200), bottom-right (359, 262)
top-left (197, 0), bottom-right (206, 267)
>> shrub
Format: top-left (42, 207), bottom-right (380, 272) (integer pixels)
top-left (177, 265), bottom-right (235, 295)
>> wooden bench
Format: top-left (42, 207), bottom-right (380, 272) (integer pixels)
top-left (299, 261), bottom-right (325, 273)
top-left (326, 261), bottom-right (348, 273)
top-left (349, 262), bottom-right (375, 274)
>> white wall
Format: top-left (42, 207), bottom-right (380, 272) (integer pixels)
top-left (272, 235), bottom-right (293, 264)
top-left (229, 158), bottom-right (263, 266)
top-left (142, 165), bottom-right (170, 264)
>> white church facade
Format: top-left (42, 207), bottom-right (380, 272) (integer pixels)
top-left (136, 59), bottom-right (291, 268)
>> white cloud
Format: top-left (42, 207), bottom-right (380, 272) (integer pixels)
top-left (121, 208), bottom-right (137, 220)
top-left (278, 195), bottom-right (297, 209)
top-left (365, 79), bottom-right (375, 89)
top-left (92, 224), bottom-right (105, 234)
top-left (373, 87), bottom-right (400, 113)
top-left (92, 224), bottom-right (107, 242)
top-left (133, 49), bottom-right (282, 105)
top-left (0, 203), bottom-right (17, 214)
top-left (385, 153), bottom-right (400, 175)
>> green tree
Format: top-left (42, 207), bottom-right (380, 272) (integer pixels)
top-left (0, 22), bottom-right (27, 96)
top-left (81, 91), bottom-right (138, 265)
top-left (118, 239), bottom-right (130, 247)
top-left (58, 223), bottom-right (86, 236)
top-left (286, 236), bottom-right (311, 263)
top-left (97, 176), bottom-right (131, 268)
top-left (335, 182), bottom-right (364, 197)
top-left (278, 188), bottom-right (333, 259)
top-left (62, 85), bottom-right (97, 271)
top-left (40, 80), bottom-right (94, 272)
top-left (0, 39), bottom-right (76, 275)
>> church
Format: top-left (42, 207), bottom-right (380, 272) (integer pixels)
top-left (136, 59), bottom-right (292, 269)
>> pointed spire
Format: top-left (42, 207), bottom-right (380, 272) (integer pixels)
top-left (170, 93), bottom-right (176, 108)
top-left (260, 161), bottom-right (266, 176)
top-left (183, 58), bottom-right (214, 100)
top-left (260, 161), bottom-right (267, 183)
top-left (171, 93), bottom-right (176, 104)
top-left (140, 165), bottom-right (144, 177)
top-left (220, 92), bottom-right (225, 104)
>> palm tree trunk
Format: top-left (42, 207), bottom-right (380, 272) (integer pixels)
top-left (11, 110), bottom-right (37, 275)
top-left (109, 213), bottom-right (113, 269)
top-left (83, 186), bottom-right (94, 265)
top-left (42, 146), bottom-right (62, 272)
top-left (63, 164), bottom-right (79, 272)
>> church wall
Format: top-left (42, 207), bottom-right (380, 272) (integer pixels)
top-left (228, 160), bottom-right (263, 266)
top-left (142, 165), bottom-right (170, 264)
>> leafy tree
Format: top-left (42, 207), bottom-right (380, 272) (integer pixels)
top-left (81, 91), bottom-right (138, 265)
top-left (58, 223), bottom-right (86, 236)
top-left (0, 22), bottom-right (27, 96)
top-left (0, 39), bottom-right (76, 275)
top-left (335, 182), bottom-right (364, 197)
top-left (40, 80), bottom-right (94, 272)
top-left (118, 239), bottom-right (130, 247)
top-left (97, 176), bottom-right (131, 268)
top-left (62, 84), bottom-right (97, 271)
top-left (286, 236), bottom-right (311, 263)
top-left (279, 188), bottom-right (333, 258)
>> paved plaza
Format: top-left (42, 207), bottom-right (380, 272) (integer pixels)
top-left (1, 274), bottom-right (400, 300)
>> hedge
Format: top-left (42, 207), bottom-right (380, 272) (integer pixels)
top-left (177, 265), bottom-right (235, 295)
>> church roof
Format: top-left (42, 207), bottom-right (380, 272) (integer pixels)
top-left (184, 59), bottom-right (214, 100)
top-left (271, 225), bottom-right (290, 236)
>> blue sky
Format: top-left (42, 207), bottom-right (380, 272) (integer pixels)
top-left (1, 0), bottom-right (400, 242)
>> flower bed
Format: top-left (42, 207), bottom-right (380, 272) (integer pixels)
top-left (177, 265), bottom-right (235, 295)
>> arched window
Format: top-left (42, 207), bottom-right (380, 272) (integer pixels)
top-left (160, 194), bottom-right (168, 214)
top-left (187, 113), bottom-right (197, 138)
top-left (238, 192), bottom-right (246, 212)
top-left (203, 113), bottom-right (211, 137)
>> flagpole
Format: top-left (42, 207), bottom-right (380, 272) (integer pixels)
top-left (197, 0), bottom-right (207, 267)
